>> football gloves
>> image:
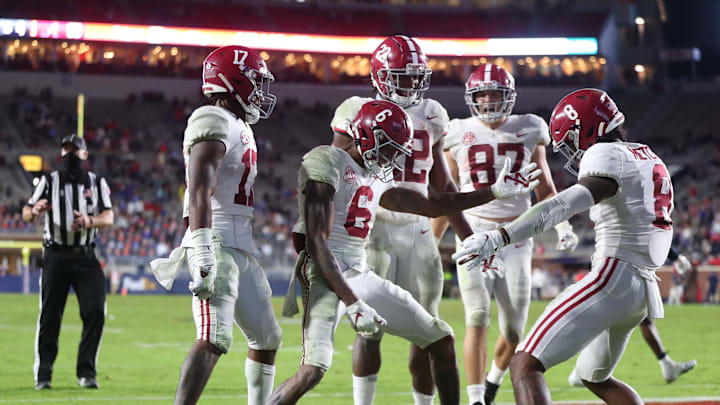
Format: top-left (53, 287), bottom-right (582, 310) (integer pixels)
top-left (673, 254), bottom-right (692, 275)
top-left (187, 228), bottom-right (216, 300)
top-left (491, 157), bottom-right (542, 200)
top-left (346, 299), bottom-right (386, 334)
top-left (452, 230), bottom-right (506, 278)
top-left (554, 220), bottom-right (579, 252)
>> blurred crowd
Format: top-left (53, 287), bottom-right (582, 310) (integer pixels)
top-left (2, 89), bottom-right (720, 272)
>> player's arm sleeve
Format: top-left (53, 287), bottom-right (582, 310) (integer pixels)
top-left (533, 115), bottom-right (551, 146)
top-left (184, 110), bottom-right (231, 156)
top-left (27, 175), bottom-right (48, 206)
top-left (299, 147), bottom-right (341, 192)
top-left (330, 97), bottom-right (362, 135)
top-left (98, 176), bottom-right (113, 210)
top-left (503, 184), bottom-right (595, 244)
top-left (428, 101), bottom-right (450, 143)
top-left (577, 143), bottom-right (623, 185)
top-left (443, 119), bottom-right (461, 152)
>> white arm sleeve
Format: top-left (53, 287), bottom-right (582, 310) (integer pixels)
top-left (504, 184), bottom-right (594, 244)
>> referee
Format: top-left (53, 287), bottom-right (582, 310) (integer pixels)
top-left (22, 134), bottom-right (114, 390)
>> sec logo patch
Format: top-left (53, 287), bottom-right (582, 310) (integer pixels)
top-left (344, 166), bottom-right (357, 184)
top-left (462, 132), bottom-right (476, 145)
top-left (241, 133), bottom-right (250, 145)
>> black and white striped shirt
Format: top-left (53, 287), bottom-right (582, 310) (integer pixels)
top-left (28, 171), bottom-right (112, 246)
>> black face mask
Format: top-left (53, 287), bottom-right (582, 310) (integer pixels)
top-left (62, 153), bottom-right (86, 181)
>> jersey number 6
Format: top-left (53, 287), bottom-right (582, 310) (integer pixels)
top-left (344, 186), bottom-right (374, 238)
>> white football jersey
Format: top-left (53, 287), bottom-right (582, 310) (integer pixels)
top-left (293, 145), bottom-right (393, 271)
top-left (331, 96), bottom-right (448, 223)
top-left (445, 114), bottom-right (550, 219)
top-left (181, 105), bottom-right (259, 254)
top-left (578, 142), bottom-right (673, 268)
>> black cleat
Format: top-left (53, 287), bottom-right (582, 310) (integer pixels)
top-left (485, 380), bottom-right (500, 405)
top-left (77, 377), bottom-right (99, 389)
top-left (34, 381), bottom-right (51, 390)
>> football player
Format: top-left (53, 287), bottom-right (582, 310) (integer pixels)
top-left (269, 100), bottom-right (541, 405)
top-left (433, 64), bottom-right (578, 405)
top-left (454, 88), bottom-right (674, 405)
top-left (567, 248), bottom-right (696, 386)
top-left (330, 35), bottom-right (476, 405)
top-left (150, 46), bottom-right (282, 405)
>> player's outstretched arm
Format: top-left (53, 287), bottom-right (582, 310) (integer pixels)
top-left (452, 176), bottom-right (616, 268)
top-left (304, 180), bottom-right (359, 306)
top-left (428, 142), bottom-right (473, 240)
top-left (531, 145), bottom-right (579, 252)
top-left (381, 157), bottom-right (541, 218)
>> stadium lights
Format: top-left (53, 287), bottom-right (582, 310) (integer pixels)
top-left (635, 17), bottom-right (645, 25)
top-left (634, 64), bottom-right (645, 73)
top-left (0, 18), bottom-right (599, 56)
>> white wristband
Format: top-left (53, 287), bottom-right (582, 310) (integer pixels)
top-left (190, 228), bottom-right (213, 248)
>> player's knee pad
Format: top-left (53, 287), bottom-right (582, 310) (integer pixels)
top-left (500, 325), bottom-right (523, 345)
top-left (210, 331), bottom-right (233, 354)
top-left (250, 325), bottom-right (283, 351)
top-left (465, 306), bottom-right (491, 328)
top-left (431, 318), bottom-right (454, 340)
top-left (302, 319), bottom-right (336, 371)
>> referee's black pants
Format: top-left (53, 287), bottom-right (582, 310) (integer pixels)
top-left (35, 247), bottom-right (106, 383)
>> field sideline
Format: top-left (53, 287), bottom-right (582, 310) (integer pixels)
top-left (0, 294), bottom-right (717, 404)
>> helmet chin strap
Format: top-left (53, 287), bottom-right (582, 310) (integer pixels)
top-left (218, 72), bottom-right (260, 124)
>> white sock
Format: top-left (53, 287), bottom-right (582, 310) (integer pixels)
top-left (353, 374), bottom-right (378, 405)
top-left (413, 389), bottom-right (435, 405)
top-left (486, 361), bottom-right (508, 386)
top-left (659, 354), bottom-right (674, 368)
top-left (245, 358), bottom-right (275, 405)
top-left (467, 384), bottom-right (486, 405)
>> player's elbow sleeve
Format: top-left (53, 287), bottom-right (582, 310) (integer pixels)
top-left (506, 184), bottom-right (593, 243)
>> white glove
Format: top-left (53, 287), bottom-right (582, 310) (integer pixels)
top-left (452, 230), bottom-right (506, 278)
top-left (187, 228), bottom-right (216, 300)
top-left (673, 254), bottom-right (691, 275)
top-left (491, 157), bottom-right (542, 200)
top-left (346, 299), bottom-right (386, 334)
top-left (554, 221), bottom-right (579, 252)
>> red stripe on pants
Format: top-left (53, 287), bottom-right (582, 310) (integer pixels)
top-left (204, 300), bottom-right (210, 341)
top-left (527, 258), bottom-right (619, 355)
top-left (522, 258), bottom-right (613, 354)
top-left (200, 299), bottom-right (206, 340)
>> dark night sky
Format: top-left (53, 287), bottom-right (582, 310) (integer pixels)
top-left (663, 0), bottom-right (720, 77)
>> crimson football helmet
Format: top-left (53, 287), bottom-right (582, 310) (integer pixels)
top-left (550, 88), bottom-right (625, 175)
top-left (202, 45), bottom-right (276, 124)
top-left (465, 64), bottom-right (516, 123)
top-left (370, 35), bottom-right (432, 108)
top-left (350, 100), bottom-right (413, 182)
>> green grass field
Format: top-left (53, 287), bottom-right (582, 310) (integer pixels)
top-left (0, 294), bottom-right (717, 404)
